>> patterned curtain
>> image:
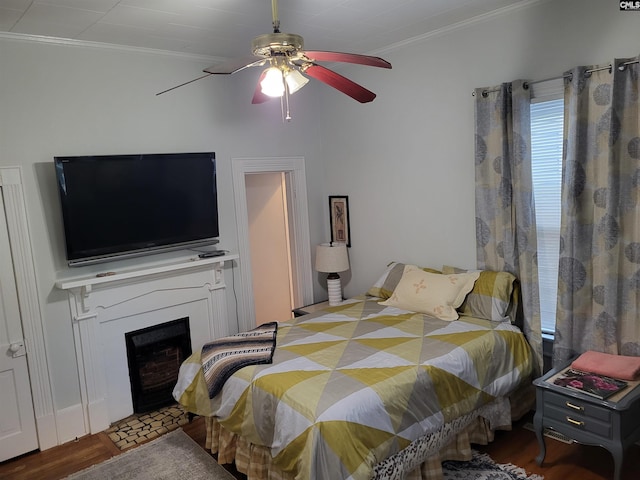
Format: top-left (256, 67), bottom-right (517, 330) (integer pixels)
top-left (553, 55), bottom-right (640, 366)
top-left (474, 80), bottom-right (543, 375)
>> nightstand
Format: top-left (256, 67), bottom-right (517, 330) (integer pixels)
top-left (533, 360), bottom-right (640, 480)
top-left (292, 300), bottom-right (331, 317)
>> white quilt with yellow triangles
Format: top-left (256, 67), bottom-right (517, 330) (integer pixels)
top-left (173, 296), bottom-right (533, 480)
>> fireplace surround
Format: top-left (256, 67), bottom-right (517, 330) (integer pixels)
top-left (126, 317), bottom-right (191, 414)
top-left (56, 254), bottom-right (237, 434)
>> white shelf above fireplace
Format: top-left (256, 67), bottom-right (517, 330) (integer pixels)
top-left (56, 254), bottom-right (238, 315)
top-left (56, 253), bottom-right (238, 291)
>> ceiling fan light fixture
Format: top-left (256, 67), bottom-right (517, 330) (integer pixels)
top-left (260, 66), bottom-right (285, 97)
top-left (284, 68), bottom-right (309, 94)
top-left (157, 0), bottom-right (392, 109)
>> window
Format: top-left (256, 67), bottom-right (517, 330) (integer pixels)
top-left (530, 88), bottom-right (564, 336)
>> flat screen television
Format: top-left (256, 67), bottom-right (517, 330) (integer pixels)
top-left (54, 152), bottom-right (219, 267)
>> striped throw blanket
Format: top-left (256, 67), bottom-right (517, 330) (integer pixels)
top-left (201, 322), bottom-right (278, 398)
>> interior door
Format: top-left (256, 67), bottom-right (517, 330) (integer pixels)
top-left (0, 195), bottom-right (38, 462)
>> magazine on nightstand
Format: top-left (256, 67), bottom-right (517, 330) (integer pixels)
top-left (552, 368), bottom-right (628, 400)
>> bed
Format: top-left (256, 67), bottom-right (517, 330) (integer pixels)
top-left (173, 263), bottom-right (536, 480)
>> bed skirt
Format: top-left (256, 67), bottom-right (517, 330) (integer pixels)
top-left (205, 385), bottom-right (534, 480)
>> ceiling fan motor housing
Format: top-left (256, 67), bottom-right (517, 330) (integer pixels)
top-left (252, 33), bottom-right (304, 57)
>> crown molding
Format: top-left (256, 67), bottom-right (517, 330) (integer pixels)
top-left (0, 31), bottom-right (224, 64)
top-left (370, 0), bottom-right (546, 56)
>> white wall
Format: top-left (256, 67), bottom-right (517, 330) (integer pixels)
top-left (315, 0), bottom-right (640, 298)
top-left (1, 0), bottom-right (639, 445)
top-left (0, 37), bottom-right (326, 424)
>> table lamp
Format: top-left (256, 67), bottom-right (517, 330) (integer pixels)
top-left (315, 243), bottom-right (349, 306)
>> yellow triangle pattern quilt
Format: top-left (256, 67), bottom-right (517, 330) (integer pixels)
top-left (174, 297), bottom-right (533, 480)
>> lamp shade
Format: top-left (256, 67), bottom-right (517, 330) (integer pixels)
top-left (315, 243), bottom-right (349, 273)
top-left (284, 69), bottom-right (309, 94)
top-left (260, 67), bottom-right (285, 97)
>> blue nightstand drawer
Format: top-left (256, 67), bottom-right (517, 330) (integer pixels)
top-left (545, 403), bottom-right (611, 438)
top-left (545, 390), bottom-right (611, 422)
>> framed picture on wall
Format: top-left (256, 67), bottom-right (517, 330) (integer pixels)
top-left (329, 195), bottom-right (351, 247)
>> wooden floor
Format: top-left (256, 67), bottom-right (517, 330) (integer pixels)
top-left (477, 412), bottom-right (640, 480)
top-left (1, 412), bottom-right (639, 480)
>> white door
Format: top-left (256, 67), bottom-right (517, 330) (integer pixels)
top-left (0, 194), bottom-right (38, 462)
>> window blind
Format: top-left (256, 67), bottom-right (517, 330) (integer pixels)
top-left (530, 98), bottom-right (564, 334)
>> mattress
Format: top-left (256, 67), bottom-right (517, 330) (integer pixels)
top-left (174, 296), bottom-right (534, 480)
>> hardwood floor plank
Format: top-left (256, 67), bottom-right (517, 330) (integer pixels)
top-left (2, 412), bottom-right (639, 479)
top-left (0, 418), bottom-right (212, 480)
top-left (477, 413), bottom-right (640, 480)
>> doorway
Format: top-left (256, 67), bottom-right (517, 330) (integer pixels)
top-left (232, 157), bottom-right (313, 333)
top-left (245, 173), bottom-right (294, 325)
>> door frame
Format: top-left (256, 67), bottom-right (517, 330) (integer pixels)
top-left (0, 167), bottom-right (57, 450)
top-left (232, 157), bottom-right (313, 333)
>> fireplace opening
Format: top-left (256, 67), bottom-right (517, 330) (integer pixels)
top-left (125, 317), bottom-right (192, 414)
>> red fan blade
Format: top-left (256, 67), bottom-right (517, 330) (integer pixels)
top-left (303, 51), bottom-right (391, 69)
top-left (204, 56), bottom-right (265, 75)
top-left (304, 65), bottom-right (376, 103)
top-left (251, 71), bottom-right (272, 104)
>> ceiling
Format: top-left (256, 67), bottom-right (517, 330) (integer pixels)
top-left (0, 0), bottom-right (524, 60)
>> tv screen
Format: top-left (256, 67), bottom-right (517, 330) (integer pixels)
top-left (55, 152), bottom-right (219, 266)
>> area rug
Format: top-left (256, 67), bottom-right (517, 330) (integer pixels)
top-left (64, 428), bottom-right (234, 480)
top-left (442, 451), bottom-right (544, 480)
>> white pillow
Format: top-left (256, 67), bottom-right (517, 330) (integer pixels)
top-left (380, 265), bottom-right (480, 320)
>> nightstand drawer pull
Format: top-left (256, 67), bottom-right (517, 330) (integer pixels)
top-left (566, 416), bottom-right (584, 427)
top-left (565, 401), bottom-right (584, 412)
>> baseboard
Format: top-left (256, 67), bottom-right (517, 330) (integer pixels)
top-left (55, 403), bottom-right (87, 445)
top-left (35, 412), bottom-right (59, 450)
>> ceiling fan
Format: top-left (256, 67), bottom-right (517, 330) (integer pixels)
top-left (157, 0), bottom-right (392, 112)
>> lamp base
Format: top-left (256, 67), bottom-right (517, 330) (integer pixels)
top-left (326, 277), bottom-right (343, 306)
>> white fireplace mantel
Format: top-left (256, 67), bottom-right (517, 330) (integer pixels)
top-left (55, 255), bottom-right (238, 314)
top-left (56, 254), bottom-right (238, 434)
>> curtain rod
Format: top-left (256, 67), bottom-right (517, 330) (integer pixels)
top-left (473, 60), bottom-right (639, 96)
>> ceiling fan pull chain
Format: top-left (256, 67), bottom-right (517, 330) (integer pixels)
top-left (284, 82), bottom-right (292, 121)
top-left (279, 94), bottom-right (285, 122)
